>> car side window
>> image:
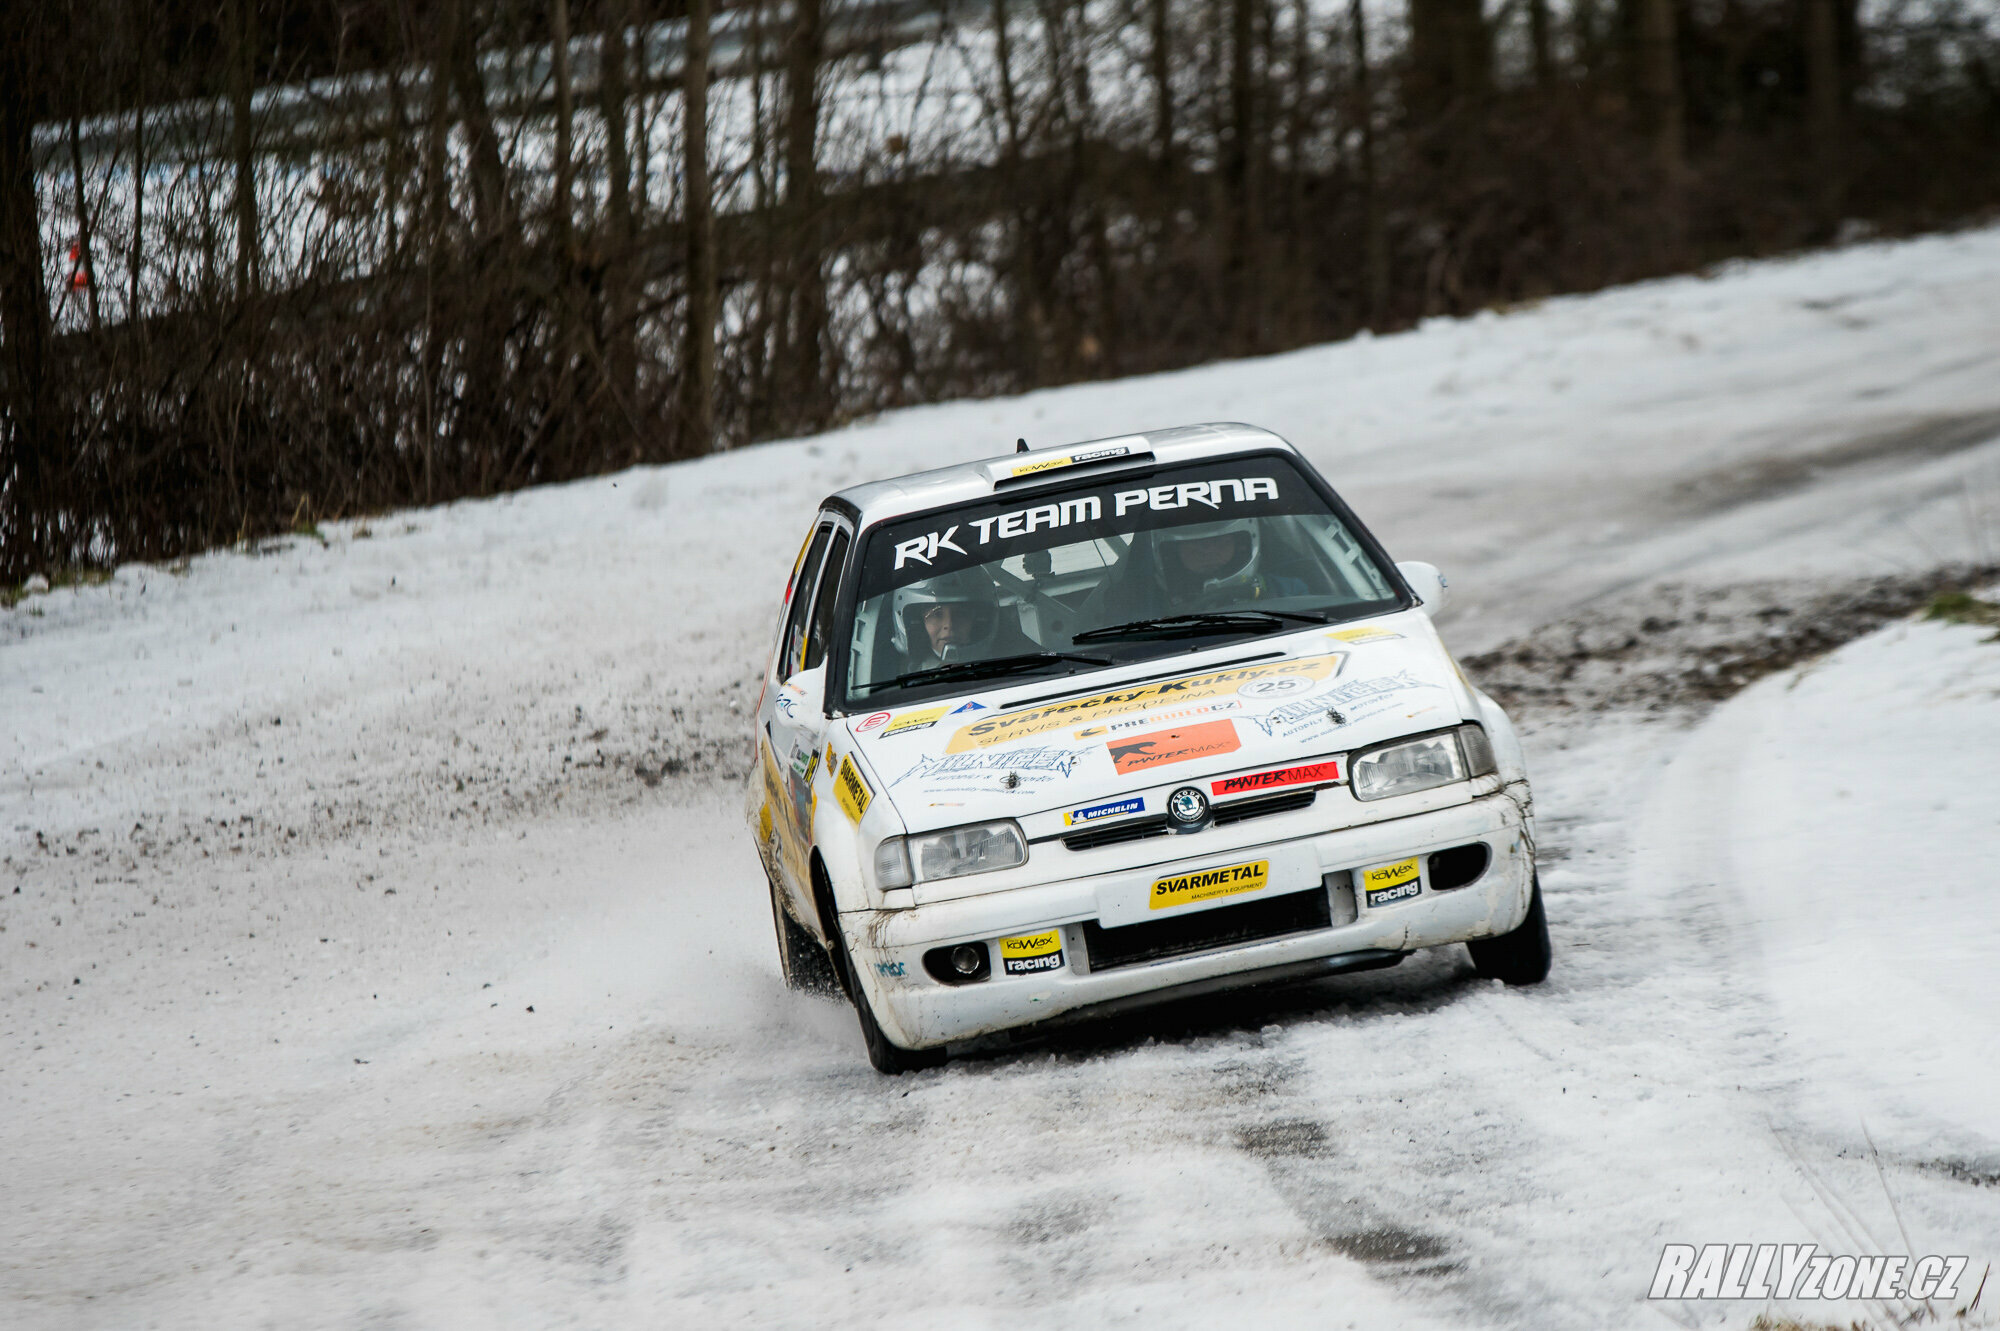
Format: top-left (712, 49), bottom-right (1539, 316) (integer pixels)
top-left (780, 524), bottom-right (833, 679)
top-left (802, 529), bottom-right (851, 672)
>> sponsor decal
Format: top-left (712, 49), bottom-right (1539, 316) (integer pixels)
top-left (949, 700), bottom-right (988, 714)
top-left (1211, 759), bottom-right (1341, 797)
top-left (998, 928), bottom-right (1065, 975)
top-left (874, 960), bottom-right (907, 978)
top-left (1242, 698), bottom-right (1347, 741)
top-left (775, 692), bottom-right (799, 717)
top-left (1648, 1245), bottom-right (1967, 1303)
top-left (1063, 796), bottom-right (1145, 826)
top-left (1075, 699), bottom-right (1242, 739)
top-left (757, 802), bottom-right (773, 842)
top-left (1238, 673), bottom-right (1317, 699)
top-left (824, 743), bottom-right (836, 772)
top-left (1327, 626), bottom-right (1404, 645)
top-left (882, 705), bottom-right (948, 737)
top-left (1361, 857), bottom-right (1422, 906)
top-left (895, 744), bottom-right (1088, 791)
top-left (1151, 859), bottom-right (1269, 910)
top-left (1108, 720), bottom-right (1242, 775)
top-left (1322, 670), bottom-right (1436, 706)
top-left (856, 711), bottom-right (892, 733)
top-left (946, 657), bottom-right (1342, 752)
top-left (834, 755), bottom-right (873, 823)
top-left (891, 475), bottom-right (1281, 571)
top-left (1009, 444), bottom-right (1131, 478)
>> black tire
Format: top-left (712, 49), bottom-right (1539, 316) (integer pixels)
top-left (823, 909), bottom-right (946, 1075)
top-left (1467, 874), bottom-right (1552, 985)
top-left (769, 876), bottom-right (841, 996)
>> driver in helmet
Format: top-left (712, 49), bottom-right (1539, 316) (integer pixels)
top-left (890, 569), bottom-right (1032, 671)
top-left (1151, 518), bottom-right (1305, 610)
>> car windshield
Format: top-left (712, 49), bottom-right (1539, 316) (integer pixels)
top-left (840, 455), bottom-right (1402, 708)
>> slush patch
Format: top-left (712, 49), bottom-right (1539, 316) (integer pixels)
top-left (949, 657), bottom-right (1340, 752)
top-left (998, 928), bottom-right (1065, 975)
top-left (835, 755), bottom-right (873, 823)
top-left (883, 705), bottom-right (948, 736)
top-left (1211, 758), bottom-right (1341, 797)
top-left (1108, 719), bottom-right (1242, 775)
top-left (1328, 626), bottom-right (1404, 644)
top-left (1064, 796), bottom-right (1145, 826)
top-left (1362, 857), bottom-right (1422, 906)
top-left (1151, 860), bottom-right (1269, 910)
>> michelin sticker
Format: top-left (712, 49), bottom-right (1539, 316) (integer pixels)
top-left (1064, 796), bottom-right (1145, 826)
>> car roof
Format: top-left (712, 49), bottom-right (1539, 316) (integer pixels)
top-left (824, 422), bottom-right (1302, 527)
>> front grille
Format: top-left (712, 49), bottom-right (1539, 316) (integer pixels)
top-left (1061, 816), bottom-right (1172, 852)
top-left (1060, 789), bottom-right (1317, 851)
top-left (1213, 789), bottom-right (1317, 825)
top-left (1082, 887), bottom-right (1333, 971)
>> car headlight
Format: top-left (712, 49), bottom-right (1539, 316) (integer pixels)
top-left (876, 820), bottom-right (1027, 885)
top-left (1350, 725), bottom-right (1496, 801)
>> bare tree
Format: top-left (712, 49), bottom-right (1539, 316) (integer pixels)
top-left (681, 0), bottom-right (719, 454)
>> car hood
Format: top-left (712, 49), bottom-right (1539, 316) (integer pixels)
top-left (845, 611), bottom-right (1478, 835)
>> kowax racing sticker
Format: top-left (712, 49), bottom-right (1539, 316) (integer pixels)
top-left (834, 755), bottom-right (873, 823)
top-left (1362, 857), bottom-right (1422, 906)
top-left (1008, 443), bottom-right (1132, 478)
top-left (1210, 758), bottom-right (1341, 797)
top-left (1151, 860), bottom-right (1269, 911)
top-left (1108, 720), bottom-right (1241, 776)
top-left (1063, 795), bottom-right (1145, 826)
top-left (882, 705), bottom-right (948, 737)
top-left (998, 929), bottom-right (1065, 975)
top-left (945, 656), bottom-right (1342, 753)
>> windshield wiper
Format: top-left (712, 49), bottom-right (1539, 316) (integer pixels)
top-left (852, 651), bottom-right (1113, 696)
top-left (1071, 610), bottom-right (1329, 643)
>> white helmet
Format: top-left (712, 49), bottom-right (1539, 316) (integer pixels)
top-left (1154, 518), bottom-right (1261, 600)
top-left (890, 570), bottom-right (1001, 661)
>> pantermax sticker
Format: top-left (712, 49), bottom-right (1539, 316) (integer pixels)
top-left (1064, 796), bottom-right (1145, 826)
top-left (1362, 857), bottom-right (1421, 906)
top-left (946, 656), bottom-right (1341, 752)
top-left (1211, 758), bottom-right (1341, 797)
top-left (1151, 860), bottom-right (1269, 910)
top-left (834, 755), bottom-right (873, 823)
top-left (998, 928), bottom-right (1065, 975)
top-left (1108, 720), bottom-right (1241, 775)
top-left (882, 706), bottom-right (948, 737)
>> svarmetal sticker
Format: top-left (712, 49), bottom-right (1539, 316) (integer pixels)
top-left (1150, 859), bottom-right (1269, 911)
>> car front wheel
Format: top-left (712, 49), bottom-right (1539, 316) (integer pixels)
top-left (769, 875), bottom-right (840, 996)
top-left (824, 913), bottom-right (946, 1075)
top-left (1466, 873), bottom-right (1552, 985)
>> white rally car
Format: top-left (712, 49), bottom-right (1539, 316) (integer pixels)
top-left (748, 423), bottom-right (1547, 1073)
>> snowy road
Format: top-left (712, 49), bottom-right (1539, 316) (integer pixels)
top-left (7, 228), bottom-right (2000, 1329)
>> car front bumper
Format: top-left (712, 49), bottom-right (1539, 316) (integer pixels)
top-left (841, 790), bottom-right (1534, 1050)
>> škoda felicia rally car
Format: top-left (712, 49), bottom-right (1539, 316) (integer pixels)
top-left (748, 423), bottom-right (1548, 1073)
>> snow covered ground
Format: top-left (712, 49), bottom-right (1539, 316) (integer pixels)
top-left (6, 225), bottom-right (2000, 1329)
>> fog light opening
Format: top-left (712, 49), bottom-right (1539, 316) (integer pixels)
top-left (922, 942), bottom-right (992, 985)
top-left (951, 945), bottom-right (982, 975)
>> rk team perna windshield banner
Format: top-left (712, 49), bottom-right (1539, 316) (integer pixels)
top-left (855, 456), bottom-right (1330, 598)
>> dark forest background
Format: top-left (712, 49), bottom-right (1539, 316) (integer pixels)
top-left (2, 0), bottom-right (1996, 581)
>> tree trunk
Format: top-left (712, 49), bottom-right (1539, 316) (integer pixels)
top-left (1406, 0), bottom-right (1491, 121)
top-left (1351, 0), bottom-right (1388, 327)
top-left (1804, 0), bottom-right (1844, 226)
top-left (68, 114), bottom-right (101, 333)
top-left (1529, 0), bottom-right (1554, 88)
top-left (0, 2), bottom-right (54, 581)
top-left (782, 0), bottom-right (829, 428)
top-left (1148, 0), bottom-right (1174, 177)
top-left (1225, 0), bottom-right (1260, 351)
top-left (598, 0), bottom-right (638, 426)
top-left (681, 0), bottom-right (719, 455)
top-left (228, 0), bottom-right (260, 297)
top-left (446, 0), bottom-right (511, 247)
top-left (550, 0), bottom-right (575, 266)
top-left (1633, 0), bottom-right (1685, 239)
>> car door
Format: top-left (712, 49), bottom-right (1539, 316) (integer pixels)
top-left (760, 515), bottom-right (853, 912)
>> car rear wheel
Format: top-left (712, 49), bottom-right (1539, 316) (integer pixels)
top-left (1467, 873), bottom-right (1551, 985)
top-left (823, 911), bottom-right (946, 1075)
top-left (769, 876), bottom-right (840, 996)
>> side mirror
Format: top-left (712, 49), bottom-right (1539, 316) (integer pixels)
top-left (782, 662), bottom-right (829, 714)
top-left (1396, 561), bottom-right (1450, 617)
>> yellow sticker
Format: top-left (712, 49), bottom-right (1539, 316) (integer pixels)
top-left (834, 755), bottom-right (873, 824)
top-left (998, 928), bottom-right (1065, 975)
top-left (884, 705), bottom-right (948, 736)
top-left (757, 803), bottom-right (773, 842)
top-left (1007, 443), bottom-right (1133, 478)
top-left (1361, 857), bottom-right (1422, 905)
top-left (1328, 626), bottom-right (1404, 644)
top-left (1010, 455), bottom-right (1073, 477)
top-left (825, 744), bottom-right (836, 772)
top-left (945, 656), bottom-right (1343, 753)
top-left (1150, 860), bottom-right (1269, 911)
